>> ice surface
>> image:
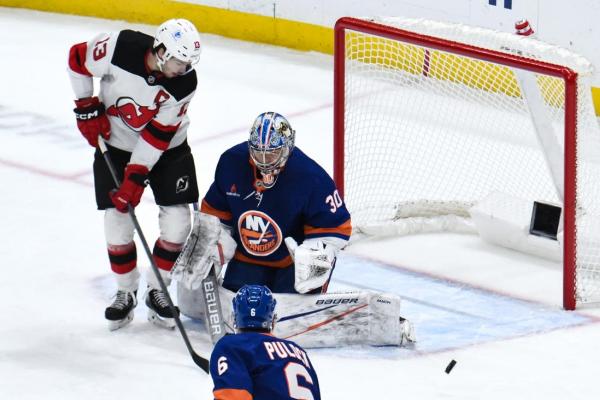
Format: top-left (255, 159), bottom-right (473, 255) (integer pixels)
top-left (1, 8), bottom-right (599, 400)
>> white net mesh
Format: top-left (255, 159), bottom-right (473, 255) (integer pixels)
top-left (340, 17), bottom-right (600, 306)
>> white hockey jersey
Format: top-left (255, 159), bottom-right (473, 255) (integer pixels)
top-left (68, 29), bottom-right (197, 168)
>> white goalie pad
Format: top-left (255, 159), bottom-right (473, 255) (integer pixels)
top-left (171, 213), bottom-right (233, 290)
top-left (178, 283), bottom-right (414, 347)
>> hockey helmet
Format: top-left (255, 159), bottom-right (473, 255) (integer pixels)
top-left (248, 111), bottom-right (295, 182)
top-left (232, 285), bottom-right (277, 330)
top-left (153, 19), bottom-right (202, 72)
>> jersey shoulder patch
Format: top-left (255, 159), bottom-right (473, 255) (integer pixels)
top-left (111, 30), bottom-right (154, 77)
top-left (159, 70), bottom-right (197, 101)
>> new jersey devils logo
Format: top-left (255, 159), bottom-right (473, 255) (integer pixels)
top-left (238, 210), bottom-right (282, 256)
top-left (175, 176), bottom-right (189, 194)
top-left (106, 91), bottom-right (170, 131)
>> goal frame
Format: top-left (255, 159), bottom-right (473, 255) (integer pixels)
top-left (333, 17), bottom-right (579, 310)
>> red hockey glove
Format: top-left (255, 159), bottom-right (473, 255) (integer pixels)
top-left (73, 96), bottom-right (110, 147)
top-left (109, 164), bottom-right (149, 212)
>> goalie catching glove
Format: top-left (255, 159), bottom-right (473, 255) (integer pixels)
top-left (285, 238), bottom-right (336, 294)
top-left (170, 212), bottom-right (236, 290)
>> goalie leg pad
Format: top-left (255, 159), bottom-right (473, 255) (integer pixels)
top-left (177, 281), bottom-right (207, 320)
top-left (399, 317), bottom-right (416, 346)
top-left (177, 280), bottom-right (233, 336)
top-left (178, 285), bottom-right (413, 347)
top-left (271, 291), bottom-right (411, 347)
top-left (170, 212), bottom-right (223, 290)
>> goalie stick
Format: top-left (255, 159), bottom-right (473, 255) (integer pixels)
top-left (173, 203), bottom-right (227, 344)
top-left (98, 137), bottom-right (209, 373)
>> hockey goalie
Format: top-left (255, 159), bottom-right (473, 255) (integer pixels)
top-left (170, 112), bottom-right (414, 348)
top-left (172, 212), bottom-right (415, 347)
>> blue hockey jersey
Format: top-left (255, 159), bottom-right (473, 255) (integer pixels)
top-left (210, 332), bottom-right (321, 400)
top-left (201, 142), bottom-right (351, 268)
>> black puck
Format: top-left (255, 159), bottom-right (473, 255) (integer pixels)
top-left (445, 359), bottom-right (457, 374)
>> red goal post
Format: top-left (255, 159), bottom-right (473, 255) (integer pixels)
top-left (333, 17), bottom-right (600, 310)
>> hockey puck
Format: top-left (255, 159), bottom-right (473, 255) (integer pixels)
top-left (445, 359), bottom-right (457, 374)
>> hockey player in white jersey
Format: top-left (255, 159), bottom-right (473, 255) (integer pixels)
top-left (68, 19), bottom-right (202, 330)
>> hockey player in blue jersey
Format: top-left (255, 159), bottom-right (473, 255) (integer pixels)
top-left (172, 113), bottom-right (415, 348)
top-left (210, 284), bottom-right (321, 400)
top-left (174, 111), bottom-right (351, 294)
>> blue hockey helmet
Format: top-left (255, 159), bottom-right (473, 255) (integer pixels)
top-left (248, 112), bottom-right (295, 183)
top-left (232, 285), bottom-right (277, 331)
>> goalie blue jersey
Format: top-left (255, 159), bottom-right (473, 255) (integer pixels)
top-left (210, 332), bottom-right (321, 400)
top-left (201, 142), bottom-right (351, 268)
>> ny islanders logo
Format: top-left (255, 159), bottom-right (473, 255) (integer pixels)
top-left (238, 211), bottom-right (282, 256)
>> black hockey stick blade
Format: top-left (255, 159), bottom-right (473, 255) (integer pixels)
top-left (192, 352), bottom-right (210, 373)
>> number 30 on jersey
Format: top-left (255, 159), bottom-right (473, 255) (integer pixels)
top-left (325, 190), bottom-right (343, 213)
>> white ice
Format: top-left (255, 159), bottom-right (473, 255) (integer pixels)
top-left (1, 8), bottom-right (599, 400)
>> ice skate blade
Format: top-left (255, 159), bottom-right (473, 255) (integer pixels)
top-left (108, 312), bottom-right (134, 331)
top-left (148, 309), bottom-right (176, 330)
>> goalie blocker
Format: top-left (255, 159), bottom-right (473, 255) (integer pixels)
top-left (177, 284), bottom-right (415, 347)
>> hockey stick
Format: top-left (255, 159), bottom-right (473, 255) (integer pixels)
top-left (97, 137), bottom-right (209, 373)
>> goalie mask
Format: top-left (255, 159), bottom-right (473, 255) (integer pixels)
top-left (153, 19), bottom-right (202, 73)
top-left (233, 285), bottom-right (277, 331)
top-left (248, 112), bottom-right (295, 189)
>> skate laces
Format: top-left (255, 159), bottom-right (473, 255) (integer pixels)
top-left (111, 290), bottom-right (134, 310)
top-left (150, 289), bottom-right (170, 308)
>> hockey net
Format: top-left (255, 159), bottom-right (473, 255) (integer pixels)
top-left (334, 17), bottom-right (600, 309)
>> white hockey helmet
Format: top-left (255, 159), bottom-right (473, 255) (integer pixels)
top-left (153, 19), bottom-right (202, 72)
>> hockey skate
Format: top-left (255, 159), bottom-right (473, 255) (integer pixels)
top-left (145, 287), bottom-right (180, 329)
top-left (399, 317), bottom-right (416, 347)
top-left (105, 290), bottom-right (137, 331)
